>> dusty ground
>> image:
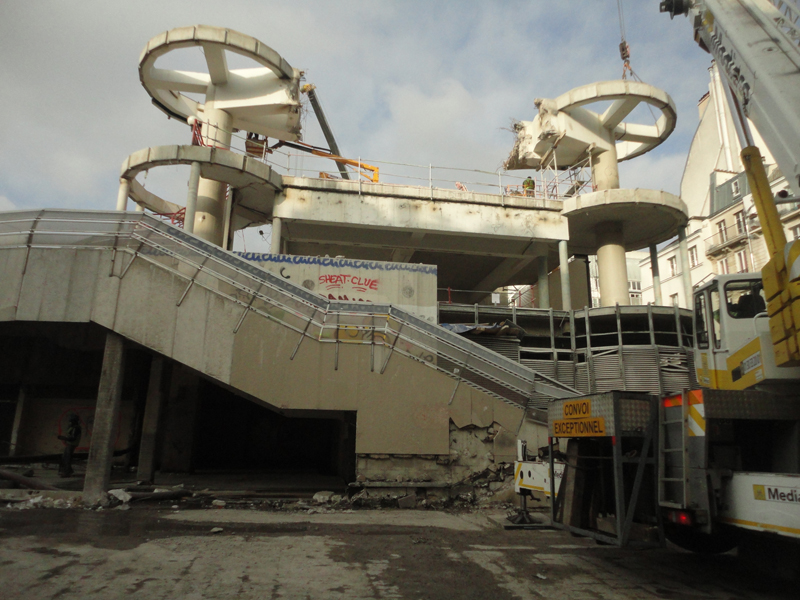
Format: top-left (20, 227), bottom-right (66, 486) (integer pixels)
top-left (0, 505), bottom-right (795, 600)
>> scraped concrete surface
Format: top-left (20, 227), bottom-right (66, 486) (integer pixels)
top-left (164, 508), bottom-right (486, 531)
top-left (0, 507), bottom-right (795, 599)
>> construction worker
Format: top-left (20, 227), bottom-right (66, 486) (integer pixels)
top-left (58, 414), bottom-right (82, 477)
top-left (522, 176), bottom-right (536, 196)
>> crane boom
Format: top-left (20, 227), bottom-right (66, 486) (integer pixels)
top-left (662, 0), bottom-right (800, 196)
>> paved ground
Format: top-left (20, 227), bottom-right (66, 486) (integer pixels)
top-left (0, 506), bottom-right (795, 599)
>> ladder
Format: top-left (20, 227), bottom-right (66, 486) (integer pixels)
top-left (658, 390), bottom-right (689, 508)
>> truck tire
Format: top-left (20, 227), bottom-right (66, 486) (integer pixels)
top-left (664, 522), bottom-right (739, 554)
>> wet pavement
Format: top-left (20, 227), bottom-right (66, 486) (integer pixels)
top-left (0, 506), bottom-right (796, 599)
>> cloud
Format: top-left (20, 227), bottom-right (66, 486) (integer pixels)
top-left (0, 1), bottom-right (714, 214)
top-left (618, 152), bottom-right (689, 196)
top-left (0, 195), bottom-right (16, 211)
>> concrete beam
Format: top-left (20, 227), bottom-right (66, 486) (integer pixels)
top-left (391, 232), bottom-right (425, 263)
top-left (83, 331), bottom-right (126, 505)
top-left (473, 257), bottom-right (537, 299)
top-left (275, 176), bottom-right (568, 243)
top-left (283, 222), bottom-right (556, 259)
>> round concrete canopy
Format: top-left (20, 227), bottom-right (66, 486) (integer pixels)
top-left (505, 80), bottom-right (677, 171)
top-left (120, 145), bottom-right (283, 228)
top-left (561, 188), bottom-right (688, 254)
top-left (139, 25), bottom-right (302, 141)
top-left (553, 80), bottom-right (677, 163)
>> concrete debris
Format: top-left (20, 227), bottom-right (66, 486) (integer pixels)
top-left (6, 495), bottom-right (79, 510)
top-left (397, 494), bottom-right (416, 509)
top-left (536, 573), bottom-right (548, 580)
top-left (211, 500), bottom-right (227, 508)
top-left (210, 527), bottom-right (224, 534)
top-left (312, 491), bottom-right (334, 503)
top-left (108, 489), bottom-right (132, 503)
top-left (115, 503), bottom-right (131, 511)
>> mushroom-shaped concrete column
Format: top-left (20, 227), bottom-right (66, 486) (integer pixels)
top-left (506, 81), bottom-right (683, 306)
top-left (138, 25), bottom-right (301, 246)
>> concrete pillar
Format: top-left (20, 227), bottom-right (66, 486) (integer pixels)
top-left (185, 161), bottom-right (201, 234)
top-left (8, 386), bottom-right (25, 457)
top-left (271, 217), bottom-right (282, 255)
top-left (159, 366), bottom-right (200, 472)
top-left (116, 178), bottom-right (130, 212)
top-left (649, 244), bottom-right (663, 306)
top-left (678, 226), bottom-right (693, 308)
top-left (83, 331), bottom-right (125, 505)
top-left (596, 222), bottom-right (630, 306)
top-left (559, 240), bottom-right (572, 311)
top-left (592, 145), bottom-right (620, 191)
top-left (194, 107), bottom-right (233, 245)
top-left (537, 256), bottom-right (550, 309)
top-left (137, 356), bottom-right (166, 482)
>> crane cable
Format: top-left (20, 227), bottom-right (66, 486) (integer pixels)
top-left (617, 0), bottom-right (636, 81)
top-left (616, 1), bottom-right (660, 126)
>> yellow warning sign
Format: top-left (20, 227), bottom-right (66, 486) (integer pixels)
top-left (562, 399), bottom-right (592, 419)
top-left (753, 485), bottom-right (766, 500)
top-left (553, 417), bottom-right (607, 437)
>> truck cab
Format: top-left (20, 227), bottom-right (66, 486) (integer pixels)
top-left (693, 273), bottom-right (800, 391)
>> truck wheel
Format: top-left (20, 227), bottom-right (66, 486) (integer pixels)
top-left (664, 523), bottom-right (739, 554)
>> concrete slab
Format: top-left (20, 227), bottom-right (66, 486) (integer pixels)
top-left (562, 188), bottom-right (688, 253)
top-left (121, 145), bottom-right (283, 226)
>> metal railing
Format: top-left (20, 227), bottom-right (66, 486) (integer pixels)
top-left (0, 210), bottom-right (579, 415)
top-left (705, 221), bottom-right (748, 253)
top-left (179, 119), bottom-right (588, 201)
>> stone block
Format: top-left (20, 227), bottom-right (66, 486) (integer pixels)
top-left (397, 494), bottom-right (417, 509)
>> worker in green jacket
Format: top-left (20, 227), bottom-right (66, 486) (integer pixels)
top-left (522, 176), bottom-right (536, 196)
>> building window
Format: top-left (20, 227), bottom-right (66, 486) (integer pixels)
top-left (736, 249), bottom-right (749, 273)
top-left (629, 293), bottom-right (642, 305)
top-left (670, 293), bottom-right (679, 306)
top-left (732, 179), bottom-right (741, 198)
top-left (668, 256), bottom-right (678, 278)
top-left (689, 246), bottom-right (699, 268)
top-left (717, 258), bottom-right (729, 275)
top-left (717, 220), bottom-right (727, 243)
top-left (629, 280), bottom-right (641, 291)
top-left (735, 210), bottom-right (746, 235)
top-left (792, 225), bottom-right (800, 240)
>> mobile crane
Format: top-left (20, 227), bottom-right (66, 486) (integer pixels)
top-left (656, 0), bottom-right (800, 560)
top-left (514, 1), bottom-right (800, 571)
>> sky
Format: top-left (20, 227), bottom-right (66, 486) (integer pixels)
top-left (0, 1), bottom-right (714, 251)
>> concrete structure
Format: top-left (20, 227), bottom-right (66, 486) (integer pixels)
top-left (505, 81), bottom-right (688, 306)
top-left (134, 25), bottom-right (302, 245)
top-left (639, 62), bottom-right (800, 306)
top-left (0, 25), bottom-right (704, 503)
top-left (0, 211), bottom-right (584, 500)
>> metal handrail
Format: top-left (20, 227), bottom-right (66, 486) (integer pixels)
top-left (0, 209), bottom-right (579, 413)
